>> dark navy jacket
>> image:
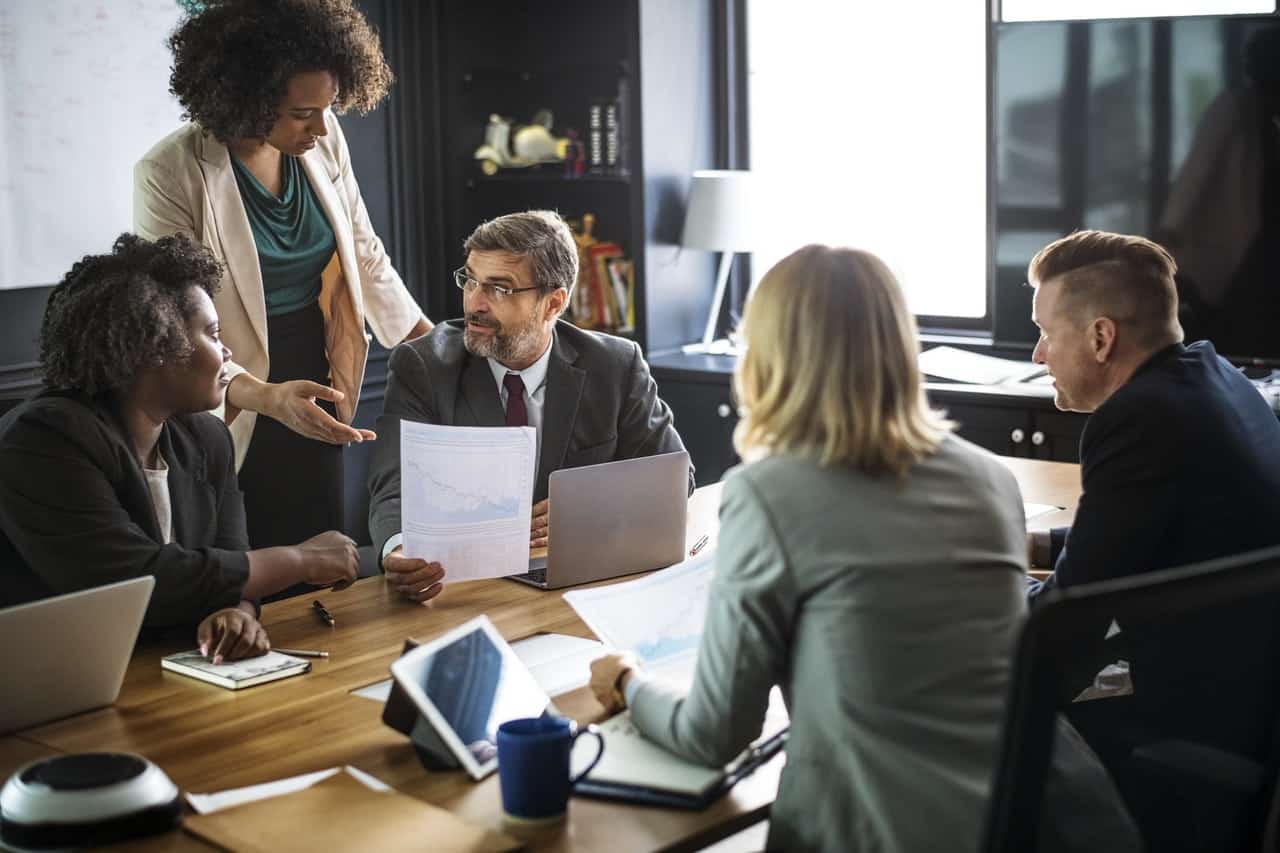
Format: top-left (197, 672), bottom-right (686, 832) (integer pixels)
top-left (1036, 341), bottom-right (1280, 764)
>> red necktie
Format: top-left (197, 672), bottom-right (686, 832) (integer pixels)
top-left (503, 373), bottom-right (528, 427)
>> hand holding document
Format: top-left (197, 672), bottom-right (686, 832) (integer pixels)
top-left (400, 422), bottom-right (536, 583)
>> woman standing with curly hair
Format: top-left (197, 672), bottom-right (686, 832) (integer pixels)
top-left (0, 233), bottom-right (359, 660)
top-left (135, 0), bottom-right (432, 552)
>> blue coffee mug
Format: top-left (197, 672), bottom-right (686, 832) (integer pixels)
top-left (496, 716), bottom-right (605, 821)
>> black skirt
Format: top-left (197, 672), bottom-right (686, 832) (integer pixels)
top-left (237, 301), bottom-right (345, 549)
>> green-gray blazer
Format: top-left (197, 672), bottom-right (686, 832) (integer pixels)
top-left (629, 435), bottom-right (1138, 852)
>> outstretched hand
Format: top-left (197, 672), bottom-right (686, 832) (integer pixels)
top-left (267, 380), bottom-right (377, 445)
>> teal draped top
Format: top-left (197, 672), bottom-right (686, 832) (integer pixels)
top-left (230, 152), bottom-right (336, 317)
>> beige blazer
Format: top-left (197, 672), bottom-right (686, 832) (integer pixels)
top-left (133, 112), bottom-right (423, 469)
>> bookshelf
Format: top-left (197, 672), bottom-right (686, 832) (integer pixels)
top-left (429, 0), bottom-right (720, 352)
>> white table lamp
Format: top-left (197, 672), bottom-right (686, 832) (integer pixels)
top-left (680, 170), bottom-right (757, 354)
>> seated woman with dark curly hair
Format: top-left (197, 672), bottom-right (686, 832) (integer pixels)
top-left (0, 234), bottom-right (359, 661)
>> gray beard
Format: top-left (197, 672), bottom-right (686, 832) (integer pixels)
top-left (463, 320), bottom-right (544, 366)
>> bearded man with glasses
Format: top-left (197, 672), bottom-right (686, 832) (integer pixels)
top-left (367, 210), bottom-right (692, 602)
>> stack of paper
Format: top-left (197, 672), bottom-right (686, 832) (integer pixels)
top-left (918, 345), bottom-right (1047, 385)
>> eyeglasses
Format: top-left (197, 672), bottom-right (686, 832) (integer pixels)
top-left (453, 268), bottom-right (543, 302)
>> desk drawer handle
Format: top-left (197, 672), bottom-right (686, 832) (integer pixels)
top-left (1031, 430), bottom-right (1045, 446)
top-left (1010, 428), bottom-right (1025, 444)
top-left (717, 403), bottom-right (732, 419)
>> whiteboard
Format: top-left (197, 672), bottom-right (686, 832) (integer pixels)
top-left (0, 0), bottom-right (186, 289)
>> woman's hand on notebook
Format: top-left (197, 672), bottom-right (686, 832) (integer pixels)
top-left (197, 604), bottom-right (271, 665)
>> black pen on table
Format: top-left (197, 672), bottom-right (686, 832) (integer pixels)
top-left (312, 599), bottom-right (335, 627)
top-left (689, 534), bottom-right (709, 557)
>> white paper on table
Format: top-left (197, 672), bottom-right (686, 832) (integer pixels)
top-left (510, 633), bottom-right (604, 697)
top-left (563, 550), bottom-right (716, 685)
top-left (1024, 502), bottom-right (1063, 520)
top-left (351, 679), bottom-right (394, 702)
top-left (185, 766), bottom-right (391, 814)
top-left (919, 345), bottom-right (1048, 385)
top-left (400, 421), bottom-right (536, 582)
top-left (349, 633), bottom-right (603, 704)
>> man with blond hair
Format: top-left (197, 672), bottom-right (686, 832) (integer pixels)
top-left (1025, 229), bottom-right (1280, 848)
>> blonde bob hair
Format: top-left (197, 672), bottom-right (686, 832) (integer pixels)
top-left (733, 244), bottom-right (951, 477)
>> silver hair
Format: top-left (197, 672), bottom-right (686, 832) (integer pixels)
top-left (463, 210), bottom-right (578, 301)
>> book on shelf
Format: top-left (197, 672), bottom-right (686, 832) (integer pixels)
top-left (605, 256), bottom-right (634, 332)
top-left (587, 242), bottom-right (625, 329)
top-left (162, 649), bottom-right (310, 690)
top-left (587, 103), bottom-right (603, 172)
top-left (604, 101), bottom-right (619, 170)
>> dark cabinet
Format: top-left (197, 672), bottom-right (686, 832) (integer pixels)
top-left (659, 377), bottom-right (740, 486)
top-left (650, 350), bottom-right (1089, 485)
top-left (650, 351), bottom-right (739, 486)
top-left (927, 385), bottom-right (1087, 463)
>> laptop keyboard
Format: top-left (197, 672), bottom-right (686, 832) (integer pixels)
top-left (513, 567), bottom-right (547, 585)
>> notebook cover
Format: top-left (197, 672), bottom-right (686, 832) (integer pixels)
top-left (161, 650), bottom-right (309, 690)
top-left (183, 770), bottom-right (519, 852)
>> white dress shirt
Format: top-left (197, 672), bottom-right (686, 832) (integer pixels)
top-left (143, 456), bottom-right (173, 545)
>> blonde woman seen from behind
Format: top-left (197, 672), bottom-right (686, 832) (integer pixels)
top-left (589, 245), bottom-right (1138, 852)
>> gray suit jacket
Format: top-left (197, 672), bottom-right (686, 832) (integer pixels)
top-left (367, 319), bottom-right (691, 558)
top-left (629, 436), bottom-right (1138, 853)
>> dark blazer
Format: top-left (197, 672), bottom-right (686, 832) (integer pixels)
top-left (367, 319), bottom-right (692, 558)
top-left (0, 390), bottom-right (251, 628)
top-left (1035, 342), bottom-right (1280, 768)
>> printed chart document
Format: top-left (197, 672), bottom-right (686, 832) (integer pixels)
top-left (563, 550), bottom-right (716, 686)
top-left (400, 422), bottom-right (536, 583)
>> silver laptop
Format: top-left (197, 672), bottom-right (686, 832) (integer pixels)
top-left (509, 451), bottom-right (690, 590)
top-left (0, 576), bottom-right (154, 734)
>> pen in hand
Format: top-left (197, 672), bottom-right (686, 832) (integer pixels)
top-left (312, 599), bottom-right (335, 627)
top-left (689, 534), bottom-right (709, 557)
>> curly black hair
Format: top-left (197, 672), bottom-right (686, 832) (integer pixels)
top-left (168, 0), bottom-right (394, 143)
top-left (39, 233), bottom-right (224, 397)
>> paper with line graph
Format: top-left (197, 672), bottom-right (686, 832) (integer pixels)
top-left (400, 421), bottom-right (536, 582)
top-left (562, 550), bottom-right (717, 686)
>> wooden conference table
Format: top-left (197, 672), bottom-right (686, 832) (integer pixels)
top-left (0, 457), bottom-right (1080, 852)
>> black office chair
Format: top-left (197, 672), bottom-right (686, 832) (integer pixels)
top-left (0, 393), bottom-right (30, 417)
top-left (981, 544), bottom-right (1280, 853)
